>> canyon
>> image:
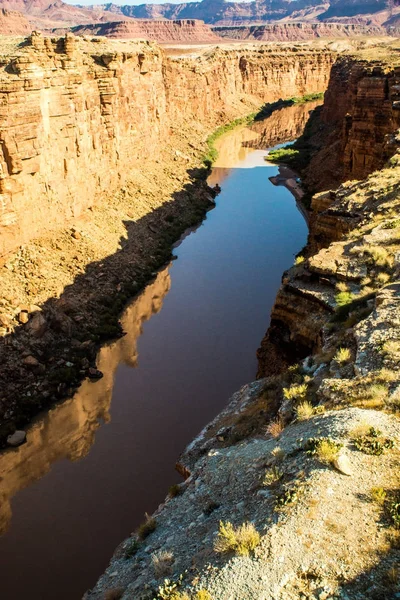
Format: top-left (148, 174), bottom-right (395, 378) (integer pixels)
top-left (82, 40), bottom-right (400, 600)
top-left (0, 25), bottom-right (399, 600)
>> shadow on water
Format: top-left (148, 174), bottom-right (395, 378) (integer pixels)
top-left (0, 101), bottom-right (316, 600)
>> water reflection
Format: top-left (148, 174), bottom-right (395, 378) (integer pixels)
top-left (0, 104), bottom-right (311, 600)
top-left (207, 100), bottom-right (321, 186)
top-left (0, 268), bottom-right (171, 536)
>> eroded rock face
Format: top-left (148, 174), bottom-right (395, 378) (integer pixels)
top-left (0, 35), bottom-right (334, 258)
top-left (302, 56), bottom-right (400, 193)
top-left (213, 22), bottom-right (385, 42)
top-left (72, 19), bottom-right (219, 42)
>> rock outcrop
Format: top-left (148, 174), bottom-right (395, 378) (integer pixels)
top-left (213, 22), bottom-right (385, 41)
top-left (72, 19), bottom-right (219, 42)
top-left (0, 34), bottom-right (334, 259)
top-left (258, 45), bottom-right (400, 376)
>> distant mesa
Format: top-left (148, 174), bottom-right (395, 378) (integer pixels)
top-left (0, 0), bottom-right (398, 39)
top-left (71, 19), bottom-right (219, 42)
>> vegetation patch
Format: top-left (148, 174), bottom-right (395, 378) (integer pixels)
top-left (266, 146), bottom-right (300, 167)
top-left (304, 437), bottom-right (342, 465)
top-left (137, 515), bottom-right (157, 540)
top-left (214, 521), bottom-right (260, 556)
top-left (352, 427), bottom-right (394, 456)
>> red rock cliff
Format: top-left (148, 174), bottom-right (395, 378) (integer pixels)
top-left (0, 34), bottom-right (334, 257)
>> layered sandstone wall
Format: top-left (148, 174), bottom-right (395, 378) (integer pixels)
top-left (257, 52), bottom-right (400, 376)
top-left (302, 55), bottom-right (400, 193)
top-left (72, 19), bottom-right (219, 41)
top-left (213, 22), bottom-right (385, 41)
top-left (0, 34), bottom-right (334, 258)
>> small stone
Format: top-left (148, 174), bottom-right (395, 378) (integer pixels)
top-left (23, 355), bottom-right (39, 367)
top-left (7, 430), bottom-right (26, 447)
top-left (18, 311), bottom-right (29, 324)
top-left (27, 312), bottom-right (47, 338)
top-left (88, 367), bottom-right (103, 380)
top-left (333, 454), bottom-right (352, 476)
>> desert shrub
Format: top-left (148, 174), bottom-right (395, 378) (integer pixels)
top-left (196, 591), bottom-right (212, 600)
top-left (156, 575), bottom-right (186, 600)
top-left (275, 485), bottom-right (301, 509)
top-left (283, 383), bottom-right (308, 402)
top-left (391, 502), bottom-right (400, 529)
top-left (152, 550), bottom-right (175, 578)
top-left (334, 347), bottom-right (351, 364)
top-left (305, 437), bottom-right (342, 465)
top-left (382, 340), bottom-right (400, 357)
top-left (367, 384), bottom-right (388, 403)
top-left (382, 218), bottom-right (400, 229)
top-left (371, 487), bottom-right (387, 505)
top-left (124, 539), bottom-right (139, 559)
top-left (353, 427), bottom-right (394, 455)
top-left (376, 272), bottom-right (391, 285)
top-left (169, 484), bottom-right (183, 498)
top-left (137, 515), bottom-right (157, 540)
top-left (296, 401), bottom-right (314, 421)
top-left (214, 521), bottom-right (260, 556)
top-left (364, 245), bottom-right (394, 268)
top-left (262, 466), bottom-right (283, 486)
top-left (335, 291), bottom-right (355, 307)
top-left (267, 147), bottom-right (300, 166)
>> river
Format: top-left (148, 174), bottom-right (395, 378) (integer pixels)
top-left (0, 101), bottom-right (317, 600)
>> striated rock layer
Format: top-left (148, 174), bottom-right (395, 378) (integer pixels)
top-left (258, 48), bottom-right (400, 376)
top-left (72, 19), bottom-right (219, 42)
top-left (0, 34), bottom-right (334, 258)
top-left (213, 22), bottom-right (385, 41)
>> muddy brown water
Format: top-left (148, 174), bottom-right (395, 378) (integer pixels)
top-left (0, 102), bottom-right (316, 600)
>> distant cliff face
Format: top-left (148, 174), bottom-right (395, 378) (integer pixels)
top-left (72, 19), bottom-right (219, 42)
top-left (0, 8), bottom-right (30, 33)
top-left (213, 22), bottom-right (384, 41)
top-left (0, 34), bottom-right (334, 257)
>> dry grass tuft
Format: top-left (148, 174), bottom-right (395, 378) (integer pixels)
top-left (267, 417), bottom-right (284, 438)
top-left (214, 521), bottom-right (260, 556)
top-left (334, 347), bottom-right (351, 364)
top-left (137, 514), bottom-right (157, 540)
top-left (371, 487), bottom-right (387, 505)
top-left (283, 383), bottom-right (308, 402)
top-left (296, 401), bottom-right (314, 421)
top-left (152, 550), bottom-right (175, 578)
